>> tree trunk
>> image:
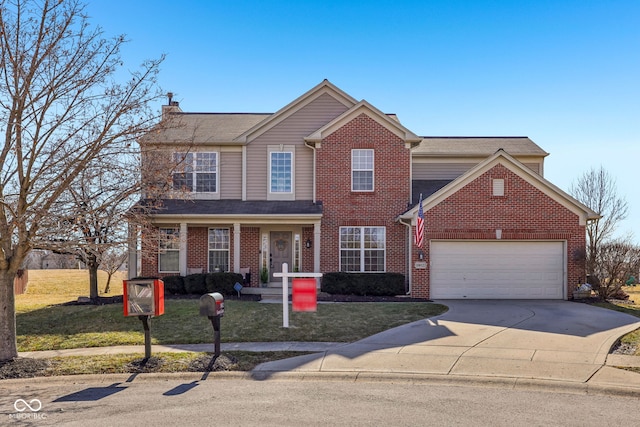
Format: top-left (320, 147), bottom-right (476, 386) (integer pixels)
top-left (88, 257), bottom-right (99, 301)
top-left (0, 269), bottom-right (18, 361)
top-left (104, 272), bottom-right (112, 294)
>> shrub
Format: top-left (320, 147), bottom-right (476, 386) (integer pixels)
top-left (321, 272), bottom-right (405, 296)
top-left (162, 275), bottom-right (185, 295)
top-left (205, 272), bottom-right (244, 296)
top-left (183, 273), bottom-right (207, 294)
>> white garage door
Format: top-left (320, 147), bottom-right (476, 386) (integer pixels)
top-left (430, 241), bottom-right (565, 299)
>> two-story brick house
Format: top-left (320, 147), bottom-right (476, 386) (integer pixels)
top-left (133, 80), bottom-right (598, 299)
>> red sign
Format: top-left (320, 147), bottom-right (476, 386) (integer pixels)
top-left (292, 278), bottom-right (317, 312)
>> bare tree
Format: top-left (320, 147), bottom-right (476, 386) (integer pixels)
top-left (100, 246), bottom-right (127, 294)
top-left (36, 149), bottom-right (139, 300)
top-left (569, 166), bottom-right (628, 284)
top-left (596, 239), bottom-right (640, 299)
top-left (0, 0), bottom-right (164, 361)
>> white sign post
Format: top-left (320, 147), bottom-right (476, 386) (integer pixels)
top-left (273, 262), bottom-right (322, 328)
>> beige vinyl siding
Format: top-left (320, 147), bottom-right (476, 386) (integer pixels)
top-left (220, 149), bottom-right (242, 199)
top-left (246, 93), bottom-right (349, 200)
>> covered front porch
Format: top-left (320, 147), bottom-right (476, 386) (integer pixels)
top-left (130, 199), bottom-right (323, 288)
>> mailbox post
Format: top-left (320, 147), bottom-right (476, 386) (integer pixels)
top-left (123, 278), bottom-right (165, 359)
top-left (199, 293), bottom-right (224, 356)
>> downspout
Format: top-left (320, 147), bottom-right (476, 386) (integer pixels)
top-left (398, 217), bottom-right (412, 295)
top-left (304, 140), bottom-right (317, 203)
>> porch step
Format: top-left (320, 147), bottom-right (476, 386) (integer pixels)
top-left (241, 284), bottom-right (291, 299)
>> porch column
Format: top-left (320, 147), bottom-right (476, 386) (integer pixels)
top-left (233, 222), bottom-right (241, 273)
top-left (127, 221), bottom-right (138, 279)
top-left (313, 222), bottom-right (321, 273)
top-left (179, 223), bottom-right (188, 276)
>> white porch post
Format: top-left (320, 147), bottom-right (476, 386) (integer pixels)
top-left (179, 223), bottom-right (188, 276)
top-left (127, 222), bottom-right (138, 279)
top-left (233, 222), bottom-right (241, 273)
top-left (313, 222), bottom-right (321, 273)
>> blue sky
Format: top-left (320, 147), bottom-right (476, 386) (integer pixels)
top-left (87, 0), bottom-right (638, 239)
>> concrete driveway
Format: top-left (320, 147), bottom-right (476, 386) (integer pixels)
top-left (253, 300), bottom-right (640, 386)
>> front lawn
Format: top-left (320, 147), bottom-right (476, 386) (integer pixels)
top-left (16, 299), bottom-right (446, 351)
top-left (593, 286), bottom-right (640, 356)
top-left (16, 269), bottom-right (446, 352)
top-left (3, 269), bottom-right (448, 378)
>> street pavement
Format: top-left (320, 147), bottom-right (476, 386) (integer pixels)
top-left (15, 300), bottom-right (640, 396)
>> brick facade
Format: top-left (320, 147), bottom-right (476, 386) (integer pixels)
top-left (316, 114), bottom-right (411, 274)
top-left (137, 82), bottom-right (591, 300)
top-left (410, 164), bottom-right (586, 299)
top-left (240, 226), bottom-right (260, 287)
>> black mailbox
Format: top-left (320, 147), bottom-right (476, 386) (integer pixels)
top-left (200, 292), bottom-right (224, 317)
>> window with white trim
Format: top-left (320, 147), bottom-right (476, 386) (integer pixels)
top-left (173, 152), bottom-right (218, 193)
top-left (352, 149), bottom-right (374, 191)
top-left (208, 228), bottom-right (230, 272)
top-left (158, 228), bottom-right (180, 272)
top-left (340, 226), bottom-right (386, 272)
top-left (270, 151), bottom-right (293, 193)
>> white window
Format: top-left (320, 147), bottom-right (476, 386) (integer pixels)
top-left (173, 152), bottom-right (218, 193)
top-left (158, 228), bottom-right (180, 272)
top-left (352, 149), bottom-right (374, 191)
top-left (340, 226), bottom-right (386, 272)
top-left (208, 228), bottom-right (230, 272)
top-left (270, 151), bottom-right (293, 193)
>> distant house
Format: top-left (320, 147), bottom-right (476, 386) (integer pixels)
top-left (132, 80), bottom-right (598, 299)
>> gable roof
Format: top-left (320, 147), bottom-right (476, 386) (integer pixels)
top-left (305, 100), bottom-right (421, 144)
top-left (400, 149), bottom-right (599, 225)
top-left (233, 79), bottom-right (358, 143)
top-left (413, 137), bottom-right (548, 157)
top-left (140, 113), bottom-right (270, 145)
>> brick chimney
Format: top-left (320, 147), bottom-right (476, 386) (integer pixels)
top-left (162, 92), bottom-right (182, 119)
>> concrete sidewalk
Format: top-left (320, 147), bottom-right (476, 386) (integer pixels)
top-left (15, 300), bottom-right (640, 396)
top-left (18, 342), bottom-right (345, 359)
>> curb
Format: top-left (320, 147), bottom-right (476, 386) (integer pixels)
top-left (3, 370), bottom-right (640, 399)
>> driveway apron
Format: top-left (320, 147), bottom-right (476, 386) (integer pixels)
top-left (254, 300), bottom-right (640, 384)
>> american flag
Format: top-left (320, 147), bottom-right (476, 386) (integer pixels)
top-left (415, 193), bottom-right (424, 248)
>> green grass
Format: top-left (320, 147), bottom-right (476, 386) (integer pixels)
top-left (7, 269), bottom-right (447, 378)
top-left (15, 270), bottom-right (448, 352)
top-left (17, 299), bottom-right (446, 351)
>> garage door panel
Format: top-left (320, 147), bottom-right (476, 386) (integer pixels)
top-left (430, 241), bottom-right (564, 299)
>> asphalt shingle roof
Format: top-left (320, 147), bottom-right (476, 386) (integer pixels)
top-left (143, 199), bottom-right (323, 216)
top-left (141, 113), bottom-right (270, 144)
top-left (413, 137), bottom-right (548, 157)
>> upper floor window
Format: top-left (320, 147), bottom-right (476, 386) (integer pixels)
top-left (173, 152), bottom-right (218, 193)
top-left (270, 151), bottom-right (293, 193)
top-left (352, 149), bottom-right (374, 192)
top-left (158, 227), bottom-right (180, 272)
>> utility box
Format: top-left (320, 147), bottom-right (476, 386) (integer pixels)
top-left (199, 292), bottom-right (224, 317)
top-left (123, 278), bottom-right (165, 317)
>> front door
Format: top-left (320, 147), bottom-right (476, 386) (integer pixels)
top-left (270, 231), bottom-right (292, 282)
